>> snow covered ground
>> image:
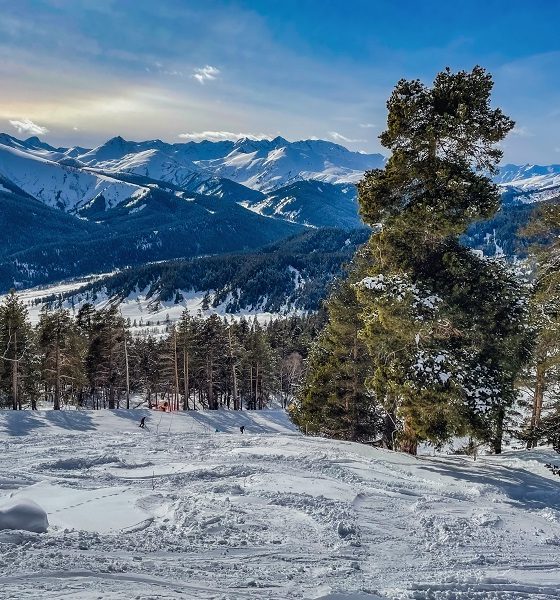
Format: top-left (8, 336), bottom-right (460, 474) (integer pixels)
top-left (6, 278), bottom-right (298, 334)
top-left (1, 409), bottom-right (560, 599)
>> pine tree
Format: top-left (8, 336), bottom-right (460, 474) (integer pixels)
top-left (521, 203), bottom-right (560, 448)
top-left (354, 67), bottom-right (528, 454)
top-left (37, 307), bottom-right (86, 410)
top-left (0, 291), bottom-right (37, 409)
top-left (176, 312), bottom-right (198, 410)
top-left (296, 258), bottom-right (384, 443)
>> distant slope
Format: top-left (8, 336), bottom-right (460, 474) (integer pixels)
top-left (0, 187), bottom-right (303, 292)
top-left (0, 191), bottom-right (96, 259)
top-left (28, 228), bottom-right (370, 318)
top-left (195, 137), bottom-right (385, 191)
top-left (242, 180), bottom-right (362, 228)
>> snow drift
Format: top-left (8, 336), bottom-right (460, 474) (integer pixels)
top-left (0, 498), bottom-right (48, 533)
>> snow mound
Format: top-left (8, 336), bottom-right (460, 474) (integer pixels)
top-left (0, 498), bottom-right (48, 533)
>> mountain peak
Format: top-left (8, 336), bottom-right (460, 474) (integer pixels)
top-left (24, 136), bottom-right (58, 151)
top-left (105, 135), bottom-right (128, 146)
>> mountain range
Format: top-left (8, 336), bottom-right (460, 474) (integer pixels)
top-left (1, 132), bottom-right (560, 307)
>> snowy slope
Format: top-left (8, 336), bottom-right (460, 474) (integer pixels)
top-left (243, 180), bottom-right (362, 228)
top-left (1, 409), bottom-right (560, 599)
top-left (496, 164), bottom-right (560, 205)
top-left (78, 136), bottom-right (384, 193)
top-left (0, 142), bottom-right (141, 211)
top-left (0, 133), bottom-right (384, 212)
top-left (495, 163), bottom-right (560, 186)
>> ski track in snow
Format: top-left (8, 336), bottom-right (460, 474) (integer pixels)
top-left (0, 409), bottom-right (560, 599)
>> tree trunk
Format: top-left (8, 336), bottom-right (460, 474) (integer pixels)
top-left (228, 330), bottom-right (239, 410)
top-left (527, 362), bottom-right (545, 449)
top-left (351, 330), bottom-right (359, 441)
top-left (173, 329), bottom-right (180, 411)
top-left (383, 397), bottom-right (397, 450)
top-left (492, 406), bottom-right (505, 454)
top-left (11, 355), bottom-right (18, 411)
top-left (207, 357), bottom-right (215, 409)
top-left (53, 341), bottom-right (61, 410)
top-left (123, 326), bottom-right (130, 410)
top-left (183, 349), bottom-right (189, 410)
top-left (399, 414), bottom-right (418, 455)
top-left (249, 365), bottom-right (253, 410)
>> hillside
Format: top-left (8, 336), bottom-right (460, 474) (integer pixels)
top-left (1, 409), bottom-right (560, 599)
top-left (14, 228), bottom-right (370, 326)
top-left (0, 187), bottom-right (303, 292)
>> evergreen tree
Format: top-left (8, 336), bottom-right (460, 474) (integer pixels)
top-left (0, 291), bottom-right (37, 409)
top-left (296, 258), bottom-right (384, 443)
top-left (37, 307), bottom-right (86, 410)
top-left (176, 312), bottom-right (199, 410)
top-left (354, 67), bottom-right (528, 454)
top-left (520, 203), bottom-right (560, 448)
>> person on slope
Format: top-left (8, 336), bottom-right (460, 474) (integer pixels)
top-left (240, 425), bottom-right (245, 434)
top-left (139, 416), bottom-right (146, 429)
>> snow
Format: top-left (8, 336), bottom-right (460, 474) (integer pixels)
top-left (8, 281), bottom-right (302, 333)
top-left (0, 142), bottom-right (142, 211)
top-left (198, 140), bottom-right (383, 192)
top-left (0, 498), bottom-right (49, 534)
top-left (1, 409), bottom-right (560, 598)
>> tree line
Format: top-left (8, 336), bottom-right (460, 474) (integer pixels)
top-left (0, 296), bottom-right (322, 412)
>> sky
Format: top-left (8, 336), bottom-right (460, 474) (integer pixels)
top-left (1, 0), bottom-right (560, 163)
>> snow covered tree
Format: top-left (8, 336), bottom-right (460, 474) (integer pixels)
top-left (520, 203), bottom-right (560, 448)
top-left (355, 66), bottom-right (528, 454)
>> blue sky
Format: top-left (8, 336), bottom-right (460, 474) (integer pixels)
top-left (1, 0), bottom-right (559, 163)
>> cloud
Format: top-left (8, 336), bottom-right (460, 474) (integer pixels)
top-left (359, 123), bottom-right (376, 128)
top-left (192, 65), bottom-right (220, 84)
top-left (178, 130), bottom-right (271, 142)
top-left (328, 131), bottom-right (366, 144)
top-left (9, 118), bottom-right (49, 136)
top-left (510, 125), bottom-right (533, 138)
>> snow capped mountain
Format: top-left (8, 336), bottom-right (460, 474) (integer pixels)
top-left (495, 163), bottom-right (560, 185)
top-left (0, 132), bottom-right (385, 216)
top-left (74, 134), bottom-right (385, 192)
top-left (3, 129), bottom-right (560, 293)
top-left (496, 163), bottom-right (560, 204)
top-left (197, 137), bottom-right (385, 191)
top-left (0, 142), bottom-right (141, 212)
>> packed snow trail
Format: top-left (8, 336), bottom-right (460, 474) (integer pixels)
top-left (0, 410), bottom-right (559, 599)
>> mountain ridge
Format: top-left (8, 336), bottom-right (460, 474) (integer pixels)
top-left (1, 131), bottom-right (560, 296)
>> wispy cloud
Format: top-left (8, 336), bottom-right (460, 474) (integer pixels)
top-left (359, 123), bottom-right (376, 128)
top-left (178, 130), bottom-right (271, 142)
top-left (510, 125), bottom-right (533, 137)
top-left (9, 118), bottom-right (49, 136)
top-left (328, 131), bottom-right (366, 144)
top-left (192, 65), bottom-right (220, 84)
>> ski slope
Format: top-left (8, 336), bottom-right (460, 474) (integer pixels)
top-left (1, 409), bottom-right (560, 599)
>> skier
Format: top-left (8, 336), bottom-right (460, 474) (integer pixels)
top-left (139, 416), bottom-right (146, 429)
top-left (240, 425), bottom-right (245, 434)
